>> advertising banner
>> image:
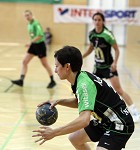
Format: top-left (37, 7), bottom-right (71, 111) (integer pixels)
top-left (54, 5), bottom-right (140, 25)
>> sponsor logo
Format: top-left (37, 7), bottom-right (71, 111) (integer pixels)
top-left (58, 8), bottom-right (69, 15)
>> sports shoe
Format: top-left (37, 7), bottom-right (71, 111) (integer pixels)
top-left (11, 79), bottom-right (23, 87)
top-left (131, 113), bottom-right (140, 123)
top-left (47, 81), bottom-right (56, 88)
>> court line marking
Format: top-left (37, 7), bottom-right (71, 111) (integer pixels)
top-left (0, 42), bottom-right (20, 46)
top-left (0, 109), bottom-right (27, 150)
top-left (0, 68), bottom-right (16, 71)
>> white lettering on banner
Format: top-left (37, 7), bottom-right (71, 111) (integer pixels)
top-left (54, 5), bottom-right (140, 25)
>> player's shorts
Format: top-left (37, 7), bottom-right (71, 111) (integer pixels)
top-left (93, 66), bottom-right (118, 79)
top-left (28, 41), bottom-right (47, 58)
top-left (84, 120), bottom-right (134, 150)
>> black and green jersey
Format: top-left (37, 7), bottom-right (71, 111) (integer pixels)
top-left (71, 71), bottom-right (134, 134)
top-left (27, 19), bottom-right (45, 43)
top-left (89, 27), bottom-right (116, 68)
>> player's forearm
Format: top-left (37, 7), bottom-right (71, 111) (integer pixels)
top-left (53, 112), bottom-right (90, 136)
top-left (112, 43), bottom-right (120, 64)
top-left (83, 46), bottom-right (94, 58)
top-left (57, 98), bottom-right (78, 108)
top-left (114, 49), bottom-right (119, 64)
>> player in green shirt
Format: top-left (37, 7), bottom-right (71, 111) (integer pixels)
top-left (32, 46), bottom-right (134, 150)
top-left (12, 10), bottom-right (56, 88)
top-left (83, 12), bottom-right (139, 123)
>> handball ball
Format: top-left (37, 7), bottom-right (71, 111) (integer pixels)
top-left (36, 103), bottom-right (58, 126)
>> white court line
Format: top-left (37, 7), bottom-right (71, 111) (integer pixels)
top-left (0, 42), bottom-right (20, 46)
top-left (0, 68), bottom-right (16, 71)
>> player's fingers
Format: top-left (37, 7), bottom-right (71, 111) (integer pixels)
top-left (32, 129), bottom-right (44, 133)
top-left (35, 137), bottom-right (44, 143)
top-left (32, 133), bottom-right (42, 137)
top-left (39, 139), bottom-right (46, 145)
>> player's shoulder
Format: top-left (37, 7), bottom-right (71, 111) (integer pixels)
top-left (32, 19), bottom-right (39, 25)
top-left (89, 29), bottom-right (95, 35)
top-left (89, 29), bottom-right (96, 39)
top-left (103, 27), bottom-right (115, 39)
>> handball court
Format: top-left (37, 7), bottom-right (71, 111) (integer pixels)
top-left (0, 43), bottom-right (140, 150)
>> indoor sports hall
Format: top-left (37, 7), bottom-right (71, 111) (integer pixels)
top-left (0, 0), bottom-right (140, 149)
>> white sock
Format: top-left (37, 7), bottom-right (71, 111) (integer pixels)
top-left (128, 104), bottom-right (139, 115)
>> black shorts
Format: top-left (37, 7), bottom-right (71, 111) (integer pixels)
top-left (28, 42), bottom-right (47, 58)
top-left (93, 67), bottom-right (118, 79)
top-left (84, 120), bottom-right (133, 150)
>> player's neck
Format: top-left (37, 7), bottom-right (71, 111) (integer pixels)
top-left (95, 27), bottom-right (103, 33)
top-left (67, 72), bottom-right (77, 85)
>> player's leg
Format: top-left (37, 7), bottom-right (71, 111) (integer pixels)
top-left (68, 128), bottom-right (91, 150)
top-left (110, 75), bottom-right (140, 122)
top-left (40, 57), bottom-right (56, 88)
top-left (12, 53), bottom-right (34, 86)
top-left (110, 75), bottom-right (132, 105)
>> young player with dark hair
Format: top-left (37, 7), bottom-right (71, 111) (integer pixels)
top-left (33, 46), bottom-right (134, 150)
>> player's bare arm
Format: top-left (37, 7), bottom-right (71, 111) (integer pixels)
top-left (32, 110), bottom-right (91, 145)
top-left (83, 44), bottom-right (94, 58)
top-left (111, 43), bottom-right (120, 71)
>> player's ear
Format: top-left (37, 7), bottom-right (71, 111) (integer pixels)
top-left (66, 63), bottom-right (70, 69)
top-left (65, 63), bottom-right (70, 71)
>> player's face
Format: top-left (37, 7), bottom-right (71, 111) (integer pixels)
top-left (24, 12), bottom-right (33, 22)
top-left (93, 15), bottom-right (104, 29)
top-left (54, 58), bottom-right (70, 80)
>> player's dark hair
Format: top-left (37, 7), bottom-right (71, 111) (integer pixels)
top-left (54, 46), bottom-right (83, 72)
top-left (92, 12), bottom-right (105, 22)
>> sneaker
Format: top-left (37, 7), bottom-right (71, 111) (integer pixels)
top-left (47, 81), bottom-right (56, 88)
top-left (131, 113), bottom-right (140, 123)
top-left (11, 79), bottom-right (23, 87)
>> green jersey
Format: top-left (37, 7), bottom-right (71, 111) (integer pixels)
top-left (71, 71), bottom-right (134, 134)
top-left (27, 19), bottom-right (45, 43)
top-left (89, 27), bottom-right (116, 68)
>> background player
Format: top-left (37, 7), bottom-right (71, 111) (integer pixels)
top-left (83, 12), bottom-right (140, 123)
top-left (12, 10), bottom-right (56, 88)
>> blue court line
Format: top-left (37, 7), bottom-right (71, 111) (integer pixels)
top-left (0, 109), bottom-right (27, 150)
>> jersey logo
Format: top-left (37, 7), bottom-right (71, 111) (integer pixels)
top-left (120, 107), bottom-right (129, 115)
top-left (94, 75), bottom-right (103, 86)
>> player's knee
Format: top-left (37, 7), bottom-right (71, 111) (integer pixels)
top-left (22, 60), bottom-right (27, 66)
top-left (115, 88), bottom-right (123, 96)
top-left (68, 133), bottom-right (80, 145)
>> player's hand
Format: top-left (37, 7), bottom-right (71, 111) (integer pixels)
top-left (37, 100), bottom-right (59, 109)
top-left (37, 100), bottom-right (51, 107)
top-left (32, 126), bottom-right (55, 145)
top-left (25, 43), bottom-right (31, 48)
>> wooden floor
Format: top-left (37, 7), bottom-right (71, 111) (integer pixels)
top-left (0, 43), bottom-right (140, 150)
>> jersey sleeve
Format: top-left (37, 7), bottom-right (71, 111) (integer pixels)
top-left (89, 30), bottom-right (94, 44)
top-left (77, 80), bottom-right (97, 113)
top-left (108, 31), bottom-right (116, 45)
